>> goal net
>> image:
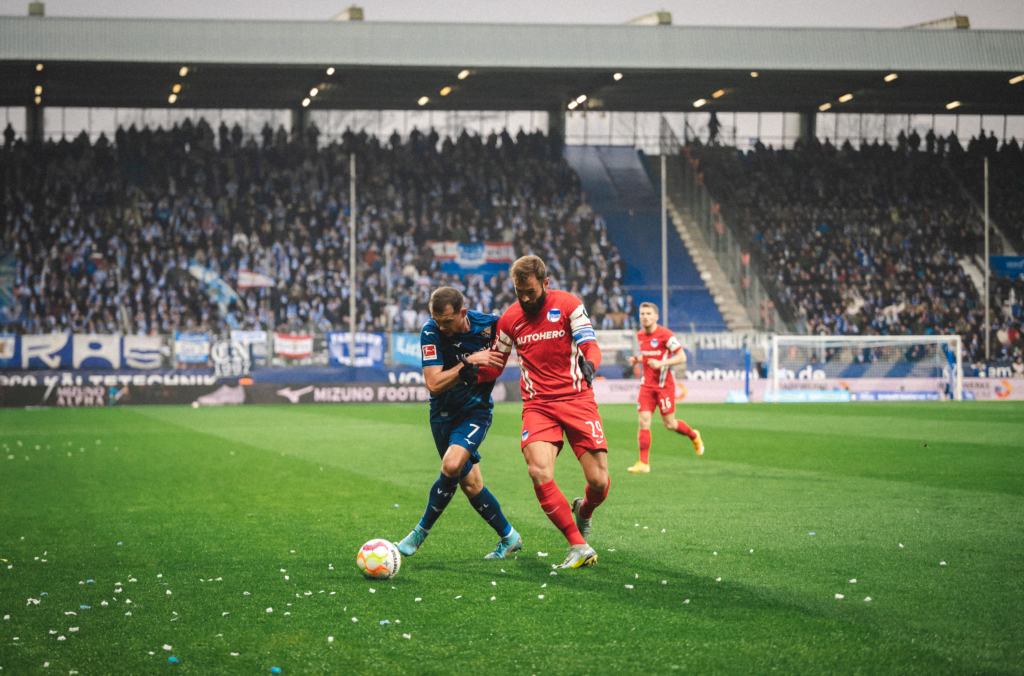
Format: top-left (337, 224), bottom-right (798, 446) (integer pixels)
top-left (768, 335), bottom-right (963, 401)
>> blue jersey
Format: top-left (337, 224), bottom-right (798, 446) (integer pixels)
top-left (420, 310), bottom-right (498, 422)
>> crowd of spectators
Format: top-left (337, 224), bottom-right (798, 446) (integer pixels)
top-left (0, 119), bottom-right (629, 339)
top-left (692, 130), bottom-right (1023, 368)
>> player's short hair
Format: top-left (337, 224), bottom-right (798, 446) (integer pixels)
top-left (510, 255), bottom-right (547, 284)
top-left (429, 287), bottom-right (464, 316)
top-left (639, 302), bottom-right (659, 315)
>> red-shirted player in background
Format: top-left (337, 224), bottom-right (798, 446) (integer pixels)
top-left (627, 302), bottom-right (704, 473)
top-left (478, 255), bottom-right (608, 569)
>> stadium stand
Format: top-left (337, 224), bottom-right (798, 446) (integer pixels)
top-left (0, 121), bottom-right (628, 337)
top-left (564, 145), bottom-right (726, 331)
top-left (690, 133), bottom-right (1024, 368)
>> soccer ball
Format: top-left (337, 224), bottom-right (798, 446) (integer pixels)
top-left (356, 539), bottom-right (401, 580)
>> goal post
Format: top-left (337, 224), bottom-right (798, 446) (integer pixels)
top-left (769, 335), bottom-right (963, 401)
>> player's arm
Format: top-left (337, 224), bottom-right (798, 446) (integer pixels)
top-left (423, 364), bottom-right (469, 395)
top-left (476, 325), bottom-right (513, 384)
top-left (570, 303), bottom-right (601, 386)
top-left (650, 337), bottom-right (686, 369)
top-left (420, 327), bottom-right (468, 395)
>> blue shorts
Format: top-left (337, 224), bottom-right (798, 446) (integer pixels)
top-left (430, 410), bottom-right (492, 478)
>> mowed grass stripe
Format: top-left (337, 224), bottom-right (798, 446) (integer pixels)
top-left (1, 403), bottom-right (1022, 674)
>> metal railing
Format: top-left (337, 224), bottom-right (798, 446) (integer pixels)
top-left (658, 117), bottom-right (790, 333)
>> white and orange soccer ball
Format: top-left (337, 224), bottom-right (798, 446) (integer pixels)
top-left (356, 539), bottom-right (401, 580)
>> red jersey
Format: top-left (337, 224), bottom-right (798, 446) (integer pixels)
top-left (491, 290), bottom-right (600, 401)
top-left (637, 325), bottom-right (683, 388)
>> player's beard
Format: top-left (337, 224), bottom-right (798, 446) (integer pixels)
top-left (519, 289), bottom-right (548, 316)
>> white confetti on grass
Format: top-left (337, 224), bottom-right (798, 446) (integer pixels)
top-left (850, 579), bottom-right (857, 583)
top-left (266, 608), bottom-right (273, 613)
top-left (163, 645), bottom-right (172, 651)
top-left (835, 594), bottom-right (844, 599)
top-left (403, 634), bottom-right (411, 639)
top-left (940, 561), bottom-right (947, 566)
top-left (865, 597), bottom-right (872, 602)
top-left (899, 543), bottom-right (904, 548)
top-left (716, 577), bottom-right (722, 582)
top-left (69, 627), bottom-right (78, 632)
top-left (538, 595), bottom-right (545, 599)
top-left (414, 598), bottom-right (421, 602)
top-left (684, 599), bottom-right (690, 604)
top-left (491, 581), bottom-right (496, 586)
top-left (624, 585), bottom-right (634, 589)
top-left (537, 552), bottom-right (548, 557)
top-left (230, 652), bottom-right (239, 656)
top-left (351, 617), bottom-right (358, 622)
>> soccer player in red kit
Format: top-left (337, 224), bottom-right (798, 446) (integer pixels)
top-left (627, 302), bottom-right (704, 473)
top-left (477, 255), bottom-right (608, 569)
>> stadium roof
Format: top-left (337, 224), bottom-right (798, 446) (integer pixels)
top-left (2, 16), bottom-right (1024, 114)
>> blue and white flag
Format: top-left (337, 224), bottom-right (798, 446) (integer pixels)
top-left (188, 260), bottom-right (244, 316)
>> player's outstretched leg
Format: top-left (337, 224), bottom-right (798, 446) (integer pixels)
top-left (397, 472), bottom-right (460, 556)
top-left (468, 486), bottom-right (522, 559)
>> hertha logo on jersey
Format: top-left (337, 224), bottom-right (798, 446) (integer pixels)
top-left (422, 344), bottom-right (437, 359)
top-left (547, 308), bottom-right (561, 323)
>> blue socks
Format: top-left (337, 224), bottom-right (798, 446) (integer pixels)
top-left (418, 472), bottom-right (461, 531)
top-left (417, 474), bottom-right (512, 538)
top-left (469, 486), bottom-right (513, 538)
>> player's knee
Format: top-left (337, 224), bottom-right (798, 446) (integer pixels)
top-left (587, 474), bottom-right (609, 493)
top-left (526, 462), bottom-right (552, 485)
top-left (440, 458), bottom-right (463, 477)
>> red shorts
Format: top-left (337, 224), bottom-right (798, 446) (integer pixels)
top-left (638, 383), bottom-right (676, 415)
top-left (521, 396), bottom-right (607, 459)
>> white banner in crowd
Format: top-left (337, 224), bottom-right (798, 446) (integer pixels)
top-left (275, 333), bottom-right (314, 359)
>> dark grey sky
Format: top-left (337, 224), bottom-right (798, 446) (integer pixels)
top-left (2, 0), bottom-right (1023, 30)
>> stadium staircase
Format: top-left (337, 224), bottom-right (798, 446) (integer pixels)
top-left (563, 146), bottom-right (728, 332)
top-left (664, 199), bottom-right (756, 331)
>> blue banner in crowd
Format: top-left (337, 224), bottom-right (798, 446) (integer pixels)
top-left (0, 334), bottom-right (164, 369)
top-left (990, 256), bottom-right (1024, 280)
top-left (327, 332), bottom-right (386, 368)
top-left (175, 333), bottom-right (211, 364)
top-left (391, 333), bottom-right (422, 368)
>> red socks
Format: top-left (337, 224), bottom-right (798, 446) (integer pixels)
top-left (579, 477), bottom-right (609, 520)
top-left (675, 419), bottom-right (697, 440)
top-left (534, 480), bottom-right (586, 546)
top-left (638, 429), bottom-right (651, 464)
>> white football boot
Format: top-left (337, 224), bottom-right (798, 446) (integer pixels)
top-left (554, 544), bottom-right (598, 569)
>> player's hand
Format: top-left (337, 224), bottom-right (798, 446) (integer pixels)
top-left (577, 355), bottom-right (595, 388)
top-left (456, 353), bottom-right (480, 385)
top-left (649, 358), bottom-right (663, 369)
top-left (628, 355), bottom-right (639, 367)
top-left (465, 349), bottom-right (504, 368)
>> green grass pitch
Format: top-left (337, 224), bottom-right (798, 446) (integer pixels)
top-left (1, 401), bottom-right (1022, 675)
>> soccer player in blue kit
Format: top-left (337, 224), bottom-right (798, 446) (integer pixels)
top-left (396, 287), bottom-right (523, 559)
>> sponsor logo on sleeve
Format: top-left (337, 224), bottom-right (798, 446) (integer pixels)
top-left (546, 308), bottom-right (561, 323)
top-left (422, 344), bottom-right (437, 360)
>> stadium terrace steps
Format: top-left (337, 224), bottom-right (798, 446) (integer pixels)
top-left (958, 256), bottom-right (987, 294)
top-left (564, 145), bottom-right (727, 332)
top-left (666, 200), bottom-right (755, 332)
